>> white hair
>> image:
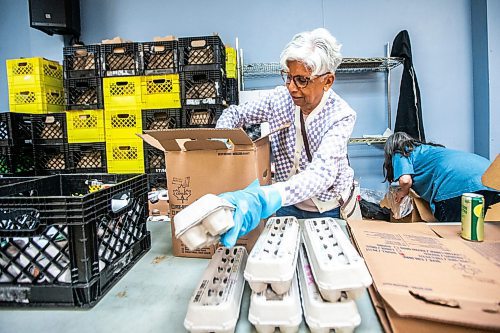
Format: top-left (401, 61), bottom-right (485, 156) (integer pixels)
top-left (280, 28), bottom-right (342, 75)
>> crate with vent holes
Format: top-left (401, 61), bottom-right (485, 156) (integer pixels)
top-left (31, 113), bottom-right (68, 145)
top-left (6, 57), bottom-right (63, 87)
top-left (106, 137), bottom-right (145, 174)
top-left (63, 44), bottom-right (101, 78)
top-left (141, 74), bottom-right (181, 109)
top-left (141, 109), bottom-right (183, 131)
top-left (0, 145), bottom-right (36, 176)
top-left (147, 173), bottom-right (167, 190)
top-left (66, 109), bottom-right (105, 143)
top-left (65, 77), bottom-right (104, 110)
top-left (69, 142), bottom-right (107, 173)
top-left (144, 144), bottom-right (165, 174)
top-left (104, 108), bottom-right (142, 140)
top-left (9, 85), bottom-right (65, 114)
top-left (226, 47), bottom-right (237, 79)
top-left (101, 42), bottom-right (141, 77)
top-left (103, 76), bottom-right (142, 109)
top-left (183, 105), bottom-right (224, 128)
top-left (179, 36), bottom-right (226, 72)
top-left (226, 78), bottom-right (239, 105)
top-left (181, 70), bottom-right (226, 106)
top-left (142, 40), bottom-right (178, 75)
top-left (0, 173), bottom-right (150, 307)
top-left (0, 112), bottom-right (33, 146)
top-left (33, 144), bottom-right (73, 175)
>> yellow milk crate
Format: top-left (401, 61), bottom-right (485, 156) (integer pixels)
top-left (9, 85), bottom-right (65, 114)
top-left (104, 107), bottom-right (143, 140)
top-left (141, 74), bottom-right (181, 109)
top-left (226, 47), bottom-right (237, 79)
top-left (103, 76), bottom-right (142, 109)
top-left (106, 137), bottom-right (145, 174)
top-left (6, 57), bottom-right (63, 87)
top-left (66, 109), bottom-right (105, 143)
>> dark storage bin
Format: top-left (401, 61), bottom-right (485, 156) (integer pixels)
top-left (142, 40), bottom-right (178, 75)
top-left (69, 143), bottom-right (107, 173)
top-left (183, 105), bottom-right (224, 128)
top-left (33, 144), bottom-right (72, 175)
top-left (101, 43), bottom-right (141, 77)
top-left (141, 109), bottom-right (183, 131)
top-left (144, 144), bottom-right (165, 174)
top-left (226, 78), bottom-right (239, 105)
top-left (63, 45), bottom-right (101, 79)
top-left (0, 112), bottom-right (33, 146)
top-left (0, 173), bottom-right (150, 307)
top-left (31, 113), bottom-right (68, 145)
top-left (179, 35), bottom-right (225, 72)
top-left (181, 70), bottom-right (226, 106)
top-left (147, 173), bottom-right (167, 191)
top-left (65, 77), bottom-right (104, 110)
top-left (0, 145), bottom-right (36, 177)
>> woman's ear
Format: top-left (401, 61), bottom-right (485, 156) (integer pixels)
top-left (324, 73), bottom-right (335, 91)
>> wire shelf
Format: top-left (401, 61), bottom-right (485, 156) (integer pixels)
top-left (348, 137), bottom-right (388, 145)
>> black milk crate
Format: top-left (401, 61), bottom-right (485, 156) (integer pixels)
top-left (181, 70), bottom-right (227, 106)
top-left (0, 176), bottom-right (45, 196)
top-left (226, 78), bottom-right (239, 105)
top-left (63, 45), bottom-right (102, 79)
top-left (101, 42), bottom-right (142, 77)
top-left (65, 77), bottom-right (104, 110)
top-left (0, 145), bottom-right (36, 177)
top-left (147, 173), bottom-right (167, 191)
top-left (33, 143), bottom-right (73, 175)
top-left (0, 173), bottom-right (150, 307)
top-left (142, 40), bottom-right (178, 75)
top-left (0, 112), bottom-right (33, 146)
top-left (142, 109), bottom-right (183, 131)
top-left (69, 142), bottom-right (107, 173)
top-left (31, 113), bottom-right (68, 145)
top-left (183, 105), bottom-right (224, 128)
top-left (179, 35), bottom-right (226, 72)
top-left (144, 143), bottom-right (165, 174)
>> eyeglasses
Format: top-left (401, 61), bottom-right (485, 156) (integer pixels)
top-left (280, 70), bottom-right (330, 88)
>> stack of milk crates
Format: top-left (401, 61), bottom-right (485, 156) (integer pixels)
top-left (63, 44), bottom-right (107, 174)
top-left (4, 57), bottom-right (71, 176)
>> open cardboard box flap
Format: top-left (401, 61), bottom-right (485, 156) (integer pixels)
top-left (482, 154), bottom-right (500, 190)
top-left (139, 128), bottom-right (256, 151)
top-left (347, 219), bottom-right (500, 332)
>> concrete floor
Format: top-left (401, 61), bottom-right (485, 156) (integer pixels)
top-left (0, 220), bottom-right (382, 333)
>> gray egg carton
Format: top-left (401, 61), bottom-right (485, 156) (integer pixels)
top-left (297, 244), bottom-right (361, 333)
top-left (244, 216), bottom-right (300, 295)
top-left (184, 246), bottom-right (248, 333)
top-left (248, 274), bottom-right (303, 333)
top-left (302, 218), bottom-right (372, 301)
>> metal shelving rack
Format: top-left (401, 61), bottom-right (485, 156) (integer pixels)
top-left (238, 54), bottom-right (404, 145)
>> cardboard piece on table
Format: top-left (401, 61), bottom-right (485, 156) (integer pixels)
top-left (153, 35), bottom-right (176, 42)
top-left (101, 36), bottom-right (132, 44)
top-left (482, 154), bottom-right (500, 191)
top-left (347, 219), bottom-right (500, 333)
top-left (430, 223), bottom-right (500, 242)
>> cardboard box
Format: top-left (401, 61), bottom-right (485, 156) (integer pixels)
top-left (483, 155), bottom-right (500, 222)
top-left (382, 189), bottom-right (437, 223)
top-left (140, 128), bottom-right (271, 258)
top-left (347, 219), bottom-right (500, 333)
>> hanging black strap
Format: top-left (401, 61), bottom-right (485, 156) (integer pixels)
top-left (299, 112), bottom-right (312, 162)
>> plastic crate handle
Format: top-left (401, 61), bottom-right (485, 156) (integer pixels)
top-left (113, 47), bottom-right (126, 54)
top-left (152, 45), bottom-right (166, 53)
top-left (152, 79), bottom-right (166, 84)
top-left (190, 40), bottom-right (207, 48)
top-left (50, 91), bottom-right (61, 97)
top-left (75, 49), bottom-right (89, 57)
top-left (111, 190), bottom-right (134, 214)
top-left (48, 64), bottom-right (58, 70)
top-left (115, 81), bottom-right (129, 86)
top-left (0, 208), bottom-right (46, 237)
top-left (17, 62), bottom-right (28, 67)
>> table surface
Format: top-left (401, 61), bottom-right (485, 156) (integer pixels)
top-left (0, 219), bottom-right (383, 333)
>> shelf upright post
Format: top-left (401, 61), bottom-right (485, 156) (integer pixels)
top-left (386, 42), bottom-right (392, 131)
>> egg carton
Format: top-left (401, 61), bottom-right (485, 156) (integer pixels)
top-left (248, 274), bottom-right (302, 333)
top-left (184, 246), bottom-right (248, 333)
top-left (297, 244), bottom-right (361, 333)
top-left (174, 194), bottom-right (235, 250)
top-left (302, 218), bottom-right (372, 301)
top-left (244, 216), bottom-right (300, 295)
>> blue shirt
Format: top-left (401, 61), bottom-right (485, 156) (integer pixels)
top-left (392, 145), bottom-right (495, 212)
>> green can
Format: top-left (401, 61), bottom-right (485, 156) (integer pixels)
top-left (461, 193), bottom-right (484, 242)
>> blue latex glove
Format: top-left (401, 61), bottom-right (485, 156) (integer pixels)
top-left (219, 179), bottom-right (282, 247)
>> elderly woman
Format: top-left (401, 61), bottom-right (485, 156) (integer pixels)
top-left (383, 131), bottom-right (499, 222)
top-left (216, 28), bottom-right (357, 247)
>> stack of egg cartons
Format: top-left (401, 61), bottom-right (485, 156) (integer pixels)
top-left (140, 37), bottom-right (182, 189)
top-left (245, 216), bottom-right (303, 333)
top-left (101, 41), bottom-right (145, 174)
top-left (300, 218), bottom-right (372, 332)
top-left (63, 44), bottom-right (107, 173)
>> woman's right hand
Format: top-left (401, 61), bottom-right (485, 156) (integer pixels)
top-left (395, 174), bottom-right (413, 203)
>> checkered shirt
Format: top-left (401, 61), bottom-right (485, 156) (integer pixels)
top-left (216, 86), bottom-right (356, 206)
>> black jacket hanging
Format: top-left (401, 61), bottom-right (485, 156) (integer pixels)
top-left (390, 30), bottom-right (426, 141)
